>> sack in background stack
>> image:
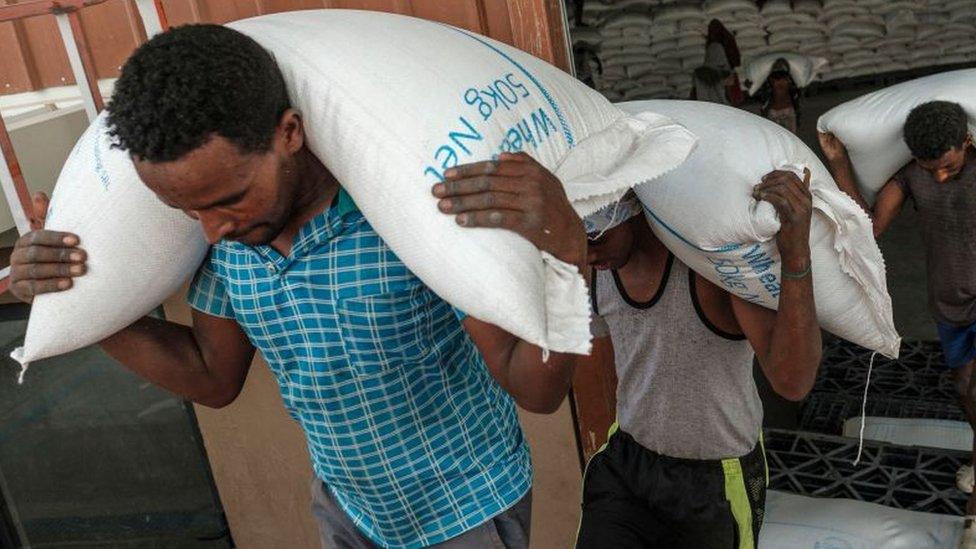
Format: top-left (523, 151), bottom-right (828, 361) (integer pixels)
top-left (566, 0), bottom-right (976, 102)
top-left (569, 0), bottom-right (711, 100)
top-left (762, 0), bottom-right (828, 58)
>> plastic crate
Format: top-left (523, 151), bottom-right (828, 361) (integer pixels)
top-left (812, 338), bottom-right (956, 404)
top-left (798, 392), bottom-right (964, 435)
top-left (765, 429), bottom-right (969, 516)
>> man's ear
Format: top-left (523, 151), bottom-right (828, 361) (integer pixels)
top-left (277, 109), bottom-right (304, 155)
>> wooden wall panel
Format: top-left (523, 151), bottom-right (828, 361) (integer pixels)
top-left (1, 0), bottom-right (569, 97)
top-left (254, 0), bottom-right (325, 15)
top-left (158, 0), bottom-right (202, 26)
top-left (77, 0), bottom-right (145, 77)
top-left (0, 0), bottom-right (143, 94)
top-left (0, 19), bottom-right (35, 94)
top-left (325, 0), bottom-right (410, 14)
top-left (508, 0), bottom-right (569, 68)
top-left (410, 0), bottom-right (487, 33)
top-left (484, 1), bottom-right (513, 46)
top-left (18, 13), bottom-right (73, 89)
top-left (195, 0), bottom-right (260, 24)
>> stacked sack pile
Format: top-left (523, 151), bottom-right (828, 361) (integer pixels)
top-left (761, 0), bottom-right (828, 58)
top-left (820, 0), bottom-right (886, 80)
top-left (568, 0), bottom-right (976, 102)
top-left (704, 0), bottom-right (766, 61)
top-left (568, 0), bottom-right (710, 101)
top-left (819, 0), bottom-right (976, 81)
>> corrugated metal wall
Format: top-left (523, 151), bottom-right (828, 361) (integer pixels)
top-left (0, 0), bottom-right (514, 96)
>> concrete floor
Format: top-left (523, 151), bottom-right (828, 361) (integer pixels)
top-left (0, 305), bottom-right (230, 547)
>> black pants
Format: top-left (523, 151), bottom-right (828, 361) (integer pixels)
top-left (576, 430), bottom-right (767, 549)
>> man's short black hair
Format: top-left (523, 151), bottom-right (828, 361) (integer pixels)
top-left (106, 24), bottom-right (289, 162)
top-left (903, 100), bottom-right (969, 161)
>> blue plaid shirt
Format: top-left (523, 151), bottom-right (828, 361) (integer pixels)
top-left (188, 188), bottom-right (531, 548)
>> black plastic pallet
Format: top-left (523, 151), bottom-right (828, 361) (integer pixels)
top-left (798, 392), bottom-right (965, 435)
top-left (765, 429), bottom-right (969, 515)
top-left (811, 338), bottom-right (956, 404)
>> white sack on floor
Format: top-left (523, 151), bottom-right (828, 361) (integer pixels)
top-left (760, 491), bottom-right (963, 548)
top-left (841, 417), bottom-right (974, 452)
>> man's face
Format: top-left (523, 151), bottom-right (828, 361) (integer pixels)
top-left (770, 72), bottom-right (790, 91)
top-left (134, 116), bottom-right (302, 246)
top-left (916, 137), bottom-right (971, 183)
top-left (587, 220), bottom-right (636, 271)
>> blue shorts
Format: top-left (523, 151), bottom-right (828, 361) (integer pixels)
top-left (937, 321), bottom-right (976, 369)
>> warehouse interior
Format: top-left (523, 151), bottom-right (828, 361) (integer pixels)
top-left (0, 0), bottom-right (974, 547)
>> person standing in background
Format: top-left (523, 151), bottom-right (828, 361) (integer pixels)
top-left (692, 20), bottom-right (744, 105)
top-left (690, 61), bottom-right (733, 105)
top-left (573, 41), bottom-right (603, 90)
top-left (757, 58), bottom-right (801, 134)
top-left (707, 19), bottom-right (745, 105)
top-left (820, 101), bottom-right (976, 549)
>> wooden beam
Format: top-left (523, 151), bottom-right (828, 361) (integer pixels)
top-left (154, 0), bottom-right (169, 29)
top-left (133, 0), bottom-right (168, 37)
top-left (0, 0), bottom-right (109, 23)
top-left (569, 338), bottom-right (617, 466)
top-left (54, 9), bottom-right (104, 120)
top-left (122, 0), bottom-right (149, 44)
top-left (0, 117), bottom-right (35, 236)
top-left (9, 16), bottom-right (43, 91)
top-left (473, 0), bottom-right (489, 35)
top-left (507, 0), bottom-right (570, 72)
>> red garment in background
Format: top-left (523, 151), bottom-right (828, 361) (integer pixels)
top-left (706, 19), bottom-right (745, 106)
top-left (727, 74), bottom-right (745, 106)
top-left (707, 19), bottom-right (741, 68)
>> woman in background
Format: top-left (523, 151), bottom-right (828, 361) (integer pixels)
top-left (703, 19), bottom-right (744, 106)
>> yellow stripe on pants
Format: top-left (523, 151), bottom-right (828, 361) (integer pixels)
top-left (721, 456), bottom-right (754, 549)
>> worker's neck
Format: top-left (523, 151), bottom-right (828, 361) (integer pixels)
top-left (621, 218), bottom-right (668, 274)
top-left (292, 148), bottom-right (338, 220)
top-left (273, 149), bottom-right (339, 251)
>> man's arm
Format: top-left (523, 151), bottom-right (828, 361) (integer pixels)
top-left (870, 180), bottom-right (907, 238)
top-left (731, 295), bottom-right (820, 402)
top-left (818, 131), bottom-right (872, 214)
top-left (818, 131), bottom-right (907, 238)
top-left (431, 152), bottom-right (599, 414)
top-left (9, 193), bottom-right (256, 408)
top-left (11, 252), bottom-right (256, 408)
top-left (737, 168), bottom-right (822, 401)
top-left (100, 310), bottom-right (256, 408)
top-left (464, 319), bottom-right (612, 414)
